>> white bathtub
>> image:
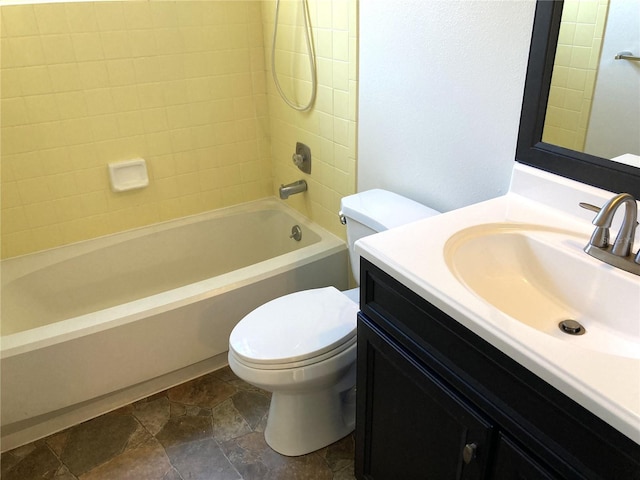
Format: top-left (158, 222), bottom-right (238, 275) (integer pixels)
top-left (0, 198), bottom-right (348, 451)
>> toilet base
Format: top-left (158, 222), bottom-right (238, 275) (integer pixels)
top-left (264, 382), bottom-right (356, 456)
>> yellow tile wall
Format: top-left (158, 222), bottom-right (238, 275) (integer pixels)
top-left (1, 1), bottom-right (273, 258)
top-left (261, 0), bottom-right (358, 240)
top-left (543, 0), bottom-right (609, 151)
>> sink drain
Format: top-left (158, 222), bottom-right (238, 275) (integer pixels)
top-left (558, 319), bottom-right (586, 336)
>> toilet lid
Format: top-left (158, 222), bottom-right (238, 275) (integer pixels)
top-left (229, 287), bottom-right (359, 366)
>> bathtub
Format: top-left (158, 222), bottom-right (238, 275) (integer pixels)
top-left (0, 198), bottom-right (348, 451)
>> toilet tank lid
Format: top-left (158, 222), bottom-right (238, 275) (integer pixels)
top-left (340, 189), bottom-right (439, 232)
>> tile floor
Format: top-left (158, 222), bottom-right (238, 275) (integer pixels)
top-left (0, 367), bottom-right (355, 480)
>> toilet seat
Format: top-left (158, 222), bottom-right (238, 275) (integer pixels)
top-left (229, 287), bottom-right (358, 369)
top-left (230, 336), bottom-right (356, 370)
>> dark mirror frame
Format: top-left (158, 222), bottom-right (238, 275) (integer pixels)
top-left (516, 0), bottom-right (640, 198)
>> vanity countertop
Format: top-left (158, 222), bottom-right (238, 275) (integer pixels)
top-left (355, 165), bottom-right (640, 445)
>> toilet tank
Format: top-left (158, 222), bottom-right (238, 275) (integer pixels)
top-left (339, 189), bottom-right (440, 284)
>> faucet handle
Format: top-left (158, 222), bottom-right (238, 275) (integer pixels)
top-left (579, 202), bottom-right (601, 214)
top-left (580, 202), bottom-right (609, 247)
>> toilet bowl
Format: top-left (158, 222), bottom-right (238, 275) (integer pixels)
top-left (228, 286), bottom-right (359, 456)
top-left (228, 190), bottom-right (440, 456)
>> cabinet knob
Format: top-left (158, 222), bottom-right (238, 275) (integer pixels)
top-left (462, 442), bottom-right (477, 464)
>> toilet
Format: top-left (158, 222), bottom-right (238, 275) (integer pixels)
top-left (228, 189), bottom-right (439, 456)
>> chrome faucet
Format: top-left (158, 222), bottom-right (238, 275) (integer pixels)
top-left (580, 193), bottom-right (640, 276)
top-left (279, 180), bottom-right (307, 199)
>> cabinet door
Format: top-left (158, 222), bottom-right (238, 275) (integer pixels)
top-left (491, 434), bottom-right (559, 480)
top-left (356, 317), bottom-right (494, 480)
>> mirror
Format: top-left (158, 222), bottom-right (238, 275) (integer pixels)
top-left (543, 0), bottom-right (639, 160)
top-left (516, 0), bottom-right (640, 198)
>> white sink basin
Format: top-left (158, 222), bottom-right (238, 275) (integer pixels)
top-left (444, 224), bottom-right (640, 359)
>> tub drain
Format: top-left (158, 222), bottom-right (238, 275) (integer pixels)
top-left (289, 225), bottom-right (302, 242)
top-left (558, 319), bottom-right (586, 336)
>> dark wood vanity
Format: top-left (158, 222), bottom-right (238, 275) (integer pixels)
top-left (355, 259), bottom-right (640, 479)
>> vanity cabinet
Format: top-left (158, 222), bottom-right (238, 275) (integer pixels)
top-left (355, 259), bottom-right (640, 480)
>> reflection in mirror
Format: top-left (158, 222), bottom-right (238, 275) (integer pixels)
top-left (542, 0), bottom-right (640, 161)
top-left (516, 0), bottom-right (640, 198)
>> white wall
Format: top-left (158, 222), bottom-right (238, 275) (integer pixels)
top-left (358, 0), bottom-right (537, 212)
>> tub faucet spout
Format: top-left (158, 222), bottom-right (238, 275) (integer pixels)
top-left (279, 180), bottom-right (307, 199)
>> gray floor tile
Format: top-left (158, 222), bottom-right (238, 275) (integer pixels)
top-left (1, 367), bottom-right (355, 480)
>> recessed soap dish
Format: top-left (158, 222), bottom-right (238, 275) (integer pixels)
top-left (108, 158), bottom-right (149, 192)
